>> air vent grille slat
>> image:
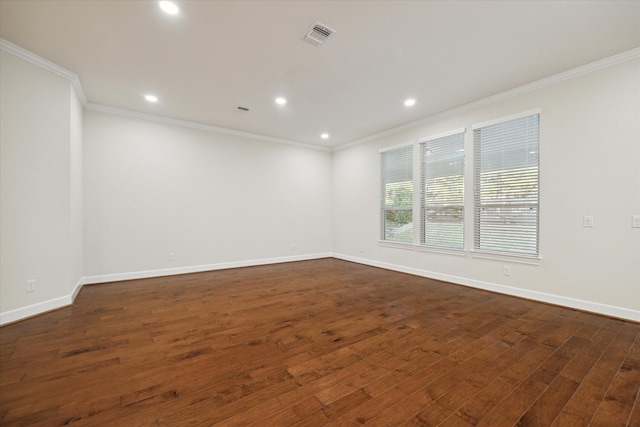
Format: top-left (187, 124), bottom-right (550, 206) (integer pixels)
top-left (302, 22), bottom-right (336, 47)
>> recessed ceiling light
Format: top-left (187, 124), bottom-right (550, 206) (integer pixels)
top-left (404, 98), bottom-right (416, 107)
top-left (321, 133), bottom-right (330, 139)
top-left (275, 97), bottom-right (287, 105)
top-left (144, 94), bottom-right (158, 103)
top-left (159, 1), bottom-right (179, 15)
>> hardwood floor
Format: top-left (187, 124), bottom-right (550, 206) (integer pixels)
top-left (1, 258), bottom-right (638, 426)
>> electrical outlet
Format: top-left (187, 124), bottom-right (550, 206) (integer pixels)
top-left (633, 215), bottom-right (640, 228)
top-left (290, 243), bottom-right (298, 251)
top-left (503, 266), bottom-right (511, 276)
top-left (583, 216), bottom-right (594, 227)
top-left (26, 279), bottom-right (36, 293)
top-left (168, 252), bottom-right (175, 261)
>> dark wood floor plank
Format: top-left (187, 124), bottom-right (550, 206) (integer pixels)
top-left (559, 319), bottom-right (621, 384)
top-left (1, 258), bottom-right (638, 426)
top-left (332, 385), bottom-right (407, 425)
top-left (475, 323), bottom-right (597, 426)
top-left (628, 390), bottom-right (640, 427)
top-left (321, 388), bottom-right (371, 420)
top-left (551, 321), bottom-right (639, 426)
top-left (590, 328), bottom-right (640, 427)
top-left (439, 413), bottom-right (475, 427)
top-left (516, 375), bottom-right (580, 426)
top-left (429, 332), bottom-right (540, 423)
top-left (364, 387), bottom-right (435, 427)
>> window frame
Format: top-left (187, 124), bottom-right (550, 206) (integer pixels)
top-left (472, 109), bottom-right (541, 261)
top-left (418, 128), bottom-right (466, 252)
top-left (379, 142), bottom-right (414, 245)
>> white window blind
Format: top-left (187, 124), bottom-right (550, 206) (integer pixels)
top-left (474, 113), bottom-right (539, 255)
top-left (380, 144), bottom-right (413, 243)
top-left (420, 130), bottom-right (465, 249)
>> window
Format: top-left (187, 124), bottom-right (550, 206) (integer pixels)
top-left (420, 130), bottom-right (465, 249)
top-left (380, 144), bottom-right (413, 243)
top-left (473, 112), bottom-right (540, 256)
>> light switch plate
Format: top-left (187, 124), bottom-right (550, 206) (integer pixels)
top-left (633, 215), bottom-right (640, 228)
top-left (583, 216), bottom-right (594, 227)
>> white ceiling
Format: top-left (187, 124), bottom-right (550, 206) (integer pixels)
top-left (1, 1), bottom-right (639, 148)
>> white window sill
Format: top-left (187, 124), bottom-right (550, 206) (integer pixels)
top-left (471, 250), bottom-right (541, 266)
top-left (417, 245), bottom-right (467, 257)
top-left (378, 240), bottom-right (415, 250)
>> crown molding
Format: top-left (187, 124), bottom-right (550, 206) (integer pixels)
top-left (4, 36), bottom-right (636, 154)
top-left (85, 103), bottom-right (331, 152)
top-left (1, 38), bottom-right (87, 104)
top-left (334, 47), bottom-right (640, 151)
top-left (1, 38), bottom-right (328, 152)
top-left (1, 38), bottom-right (329, 151)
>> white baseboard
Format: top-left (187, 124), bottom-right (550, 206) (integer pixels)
top-left (3, 252), bottom-right (637, 325)
top-left (71, 277), bottom-right (84, 301)
top-left (332, 253), bottom-right (640, 322)
top-left (0, 295), bottom-right (72, 325)
top-left (0, 277), bottom-right (85, 325)
top-left (0, 253), bottom-right (331, 325)
top-left (83, 252), bottom-right (332, 285)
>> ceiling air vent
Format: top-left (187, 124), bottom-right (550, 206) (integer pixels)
top-left (301, 22), bottom-right (336, 47)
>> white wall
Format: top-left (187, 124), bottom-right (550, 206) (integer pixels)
top-left (2, 42), bottom-right (638, 323)
top-left (332, 59), bottom-right (640, 320)
top-left (83, 110), bottom-right (332, 280)
top-left (70, 85), bottom-right (84, 295)
top-left (0, 50), bottom-right (83, 321)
